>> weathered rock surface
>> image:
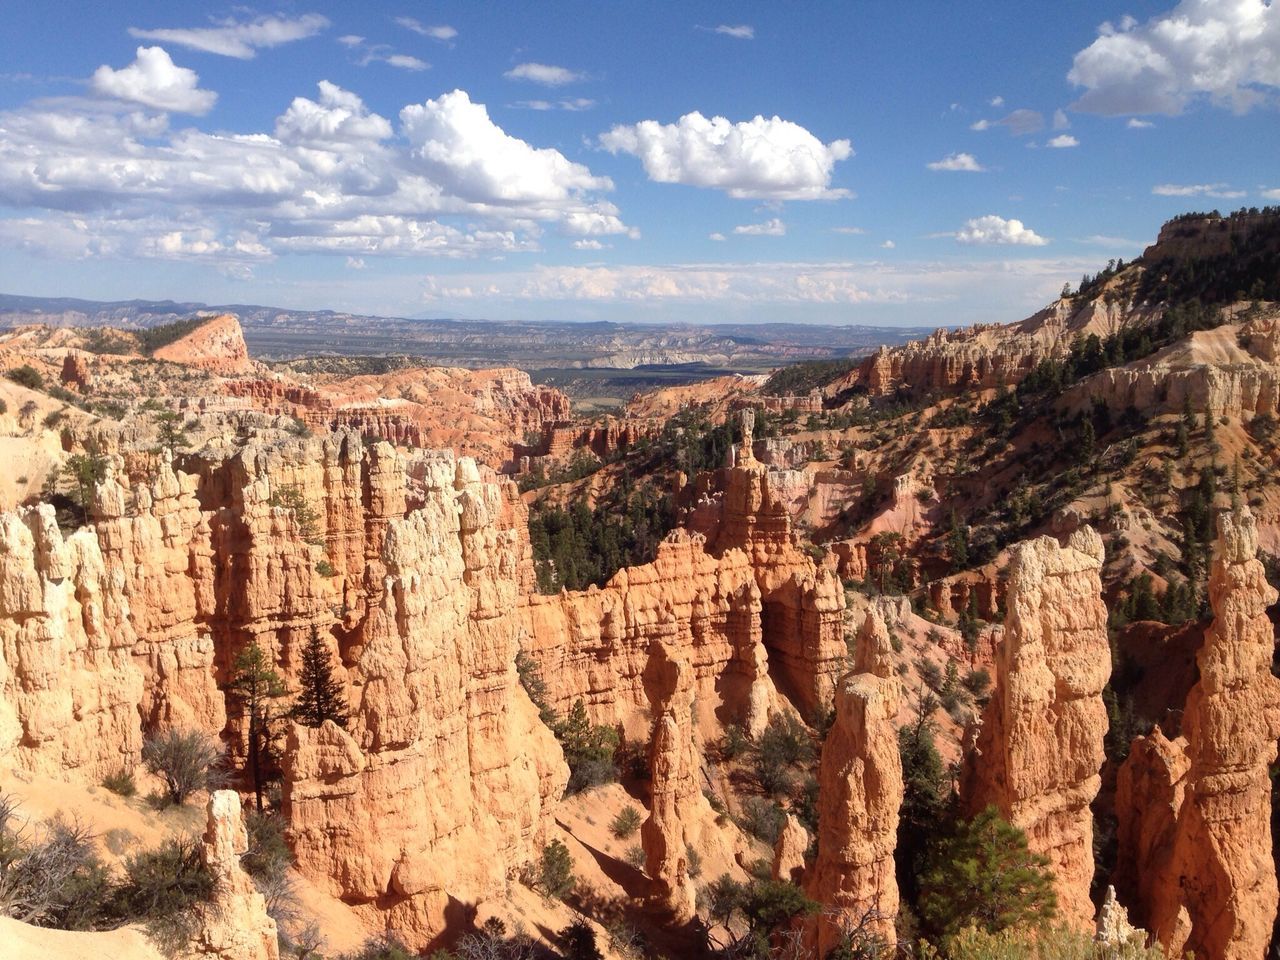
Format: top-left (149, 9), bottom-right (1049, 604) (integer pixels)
top-left (1115, 505), bottom-right (1280, 960)
top-left (193, 789), bottom-right (279, 960)
top-left (640, 642), bottom-right (702, 921)
top-left (153, 314), bottom-right (252, 374)
top-left (772, 813), bottom-right (809, 884)
top-left (805, 611), bottom-right (902, 954)
top-left (962, 526), bottom-right (1110, 928)
top-left (282, 455), bottom-right (566, 944)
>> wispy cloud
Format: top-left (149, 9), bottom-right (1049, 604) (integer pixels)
top-left (394, 17), bottom-right (457, 41)
top-left (511, 98), bottom-right (596, 112)
top-left (714, 24), bottom-right (754, 39)
top-left (128, 12), bottom-right (329, 59)
top-left (1152, 182), bottom-right (1245, 199)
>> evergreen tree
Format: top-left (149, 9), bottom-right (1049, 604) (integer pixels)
top-left (228, 641), bottom-right (289, 813)
top-left (291, 627), bottom-right (348, 729)
top-left (919, 806), bottom-right (1057, 940)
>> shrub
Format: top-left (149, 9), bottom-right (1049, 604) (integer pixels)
top-left (0, 398), bottom-right (6, 415)
top-left (560, 919), bottom-right (604, 960)
top-left (43, 410), bottom-right (64, 429)
top-left (751, 713), bottom-right (813, 796)
top-left (102, 768), bottom-right (137, 797)
top-left (341, 936), bottom-right (416, 960)
top-left (739, 796), bottom-right (786, 845)
top-left (917, 923), bottom-right (1165, 959)
top-left (686, 845), bottom-right (702, 879)
top-left (624, 844), bottom-right (646, 871)
top-left (6, 365), bottom-right (43, 389)
top-left (962, 668), bottom-right (992, 699)
top-left (720, 723), bottom-right (752, 760)
top-left (141, 728), bottom-right (223, 806)
top-left (113, 838), bottom-right (213, 951)
top-left (919, 806), bottom-right (1057, 940)
top-left (103, 828), bottom-right (137, 856)
top-left (610, 806), bottom-right (643, 839)
top-left (555, 699), bottom-right (619, 794)
top-left (532, 839), bottom-right (575, 900)
top-left (314, 559), bottom-right (335, 577)
top-left (0, 798), bottom-right (113, 930)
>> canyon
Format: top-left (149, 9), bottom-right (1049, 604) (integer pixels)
top-left (1, 210), bottom-right (1279, 959)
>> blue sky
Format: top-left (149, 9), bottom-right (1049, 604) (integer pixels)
top-left (0, 0), bottom-right (1277, 326)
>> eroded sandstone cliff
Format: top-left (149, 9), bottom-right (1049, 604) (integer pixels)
top-left (962, 526), bottom-right (1110, 929)
top-left (1115, 505), bottom-right (1280, 960)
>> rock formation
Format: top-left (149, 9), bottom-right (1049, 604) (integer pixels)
top-left (772, 813), bottom-right (809, 883)
top-left (640, 642), bottom-right (701, 921)
top-left (282, 454), bottom-right (567, 944)
top-left (192, 789), bottom-right (279, 960)
top-left (962, 527), bottom-right (1110, 929)
top-left (1115, 505), bottom-right (1280, 959)
top-left (805, 611), bottom-right (902, 954)
top-left (153, 314), bottom-right (252, 374)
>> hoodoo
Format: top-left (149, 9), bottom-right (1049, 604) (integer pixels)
top-left (805, 610), bottom-right (903, 954)
top-left (1116, 505), bottom-right (1280, 959)
top-left (963, 526), bottom-right (1111, 928)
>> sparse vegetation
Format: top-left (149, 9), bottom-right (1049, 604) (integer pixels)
top-left (141, 728), bottom-right (223, 807)
top-left (6, 365), bottom-right (43, 390)
top-left (610, 806), bottom-right (643, 839)
top-left (102, 768), bottom-right (137, 797)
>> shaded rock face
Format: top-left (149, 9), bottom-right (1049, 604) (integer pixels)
top-left (640, 642), bottom-right (700, 921)
top-left (962, 526), bottom-right (1110, 928)
top-left (520, 456), bottom-right (846, 741)
top-left (194, 790), bottom-right (279, 960)
top-left (1115, 506), bottom-right (1280, 960)
top-left (805, 612), bottom-right (902, 954)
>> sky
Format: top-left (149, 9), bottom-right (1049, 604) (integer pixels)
top-left (0, 0), bottom-right (1277, 327)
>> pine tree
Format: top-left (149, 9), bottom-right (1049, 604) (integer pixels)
top-left (919, 805), bottom-right (1057, 939)
top-left (228, 641), bottom-right (289, 813)
top-left (291, 627), bottom-right (348, 730)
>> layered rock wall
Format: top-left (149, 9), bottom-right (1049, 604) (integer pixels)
top-left (282, 456), bottom-right (566, 944)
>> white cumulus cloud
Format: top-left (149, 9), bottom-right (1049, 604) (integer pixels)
top-left (128, 13), bottom-right (329, 59)
top-left (733, 218), bottom-right (785, 236)
top-left (927, 152), bottom-right (985, 172)
top-left (599, 111), bottom-right (852, 200)
top-left (401, 89), bottom-right (612, 205)
top-left (1068, 0), bottom-right (1280, 115)
top-left (1047, 134), bottom-right (1079, 148)
top-left (275, 81), bottom-right (392, 144)
top-left (90, 46), bottom-right (217, 115)
top-left (504, 62), bottom-right (585, 86)
top-left (954, 215), bottom-right (1048, 246)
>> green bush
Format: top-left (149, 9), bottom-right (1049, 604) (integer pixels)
top-left (6, 365), bottom-right (43, 390)
top-left (555, 699), bottom-right (619, 794)
top-left (531, 839), bottom-right (575, 900)
top-left (113, 837), bottom-right (213, 951)
top-left (341, 936), bottom-right (416, 960)
top-left (101, 768), bottom-right (137, 797)
top-left (610, 806), bottom-right (643, 839)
